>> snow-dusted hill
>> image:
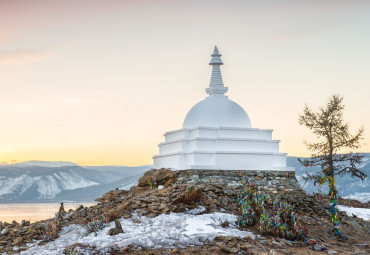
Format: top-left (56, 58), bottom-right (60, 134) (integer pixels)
top-left (4, 161), bottom-right (79, 168)
top-left (0, 162), bottom-right (150, 202)
top-left (289, 153), bottom-right (370, 202)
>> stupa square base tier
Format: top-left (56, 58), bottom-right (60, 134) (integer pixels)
top-left (153, 126), bottom-right (294, 171)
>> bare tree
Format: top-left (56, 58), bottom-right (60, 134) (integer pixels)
top-left (299, 94), bottom-right (366, 239)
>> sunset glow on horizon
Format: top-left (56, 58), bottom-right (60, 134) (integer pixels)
top-left (1, 0), bottom-right (370, 166)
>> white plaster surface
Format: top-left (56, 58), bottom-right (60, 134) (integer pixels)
top-left (153, 47), bottom-right (293, 171)
top-left (183, 95), bottom-right (252, 129)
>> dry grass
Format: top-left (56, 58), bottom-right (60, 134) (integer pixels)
top-left (106, 193), bottom-right (116, 202)
top-left (184, 186), bottom-right (202, 203)
top-left (105, 209), bottom-right (120, 222)
top-left (244, 234), bottom-right (253, 242)
top-left (117, 201), bottom-right (130, 211)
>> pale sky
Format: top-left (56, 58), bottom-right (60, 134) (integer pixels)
top-left (1, 0), bottom-right (369, 166)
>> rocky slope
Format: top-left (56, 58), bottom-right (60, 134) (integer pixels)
top-left (0, 169), bottom-right (369, 254)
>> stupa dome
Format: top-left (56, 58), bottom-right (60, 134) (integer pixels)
top-left (183, 95), bottom-right (252, 128)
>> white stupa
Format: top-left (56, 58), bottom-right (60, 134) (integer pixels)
top-left (153, 47), bottom-right (294, 171)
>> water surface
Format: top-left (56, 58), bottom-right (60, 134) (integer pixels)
top-left (0, 202), bottom-right (97, 223)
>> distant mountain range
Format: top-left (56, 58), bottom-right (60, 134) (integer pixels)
top-left (0, 161), bottom-right (150, 202)
top-left (0, 155), bottom-right (369, 203)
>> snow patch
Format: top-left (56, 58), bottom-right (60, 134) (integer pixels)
top-left (338, 205), bottom-right (370, 221)
top-left (57, 170), bottom-right (98, 190)
top-left (36, 176), bottom-right (61, 199)
top-left (346, 193), bottom-right (370, 203)
top-left (22, 212), bottom-right (253, 254)
top-left (0, 175), bottom-right (36, 197)
top-left (120, 182), bottom-right (137, 191)
top-left (186, 206), bottom-right (206, 215)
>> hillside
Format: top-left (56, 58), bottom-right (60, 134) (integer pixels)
top-left (0, 169), bottom-right (369, 254)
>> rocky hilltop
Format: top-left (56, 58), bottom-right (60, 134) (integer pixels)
top-left (0, 169), bottom-right (369, 254)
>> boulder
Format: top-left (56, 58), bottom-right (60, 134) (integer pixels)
top-left (12, 237), bottom-right (23, 246)
top-left (138, 169), bottom-right (176, 188)
top-left (108, 220), bottom-right (124, 236)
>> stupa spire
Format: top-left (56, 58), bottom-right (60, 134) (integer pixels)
top-left (206, 46), bottom-right (228, 96)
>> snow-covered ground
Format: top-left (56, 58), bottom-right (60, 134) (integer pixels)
top-left (338, 205), bottom-right (370, 221)
top-left (120, 181), bottom-right (137, 191)
top-left (13, 205), bottom-right (369, 254)
top-left (345, 193), bottom-right (370, 203)
top-left (21, 209), bottom-right (254, 255)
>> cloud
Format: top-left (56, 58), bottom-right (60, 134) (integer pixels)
top-left (0, 49), bottom-right (55, 65)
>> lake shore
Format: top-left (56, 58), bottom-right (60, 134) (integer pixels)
top-left (0, 202), bottom-right (97, 223)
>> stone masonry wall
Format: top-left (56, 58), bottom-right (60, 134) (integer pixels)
top-left (175, 170), bottom-right (301, 194)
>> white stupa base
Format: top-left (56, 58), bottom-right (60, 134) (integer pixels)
top-left (153, 126), bottom-right (294, 171)
top-left (153, 151), bottom-right (294, 171)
